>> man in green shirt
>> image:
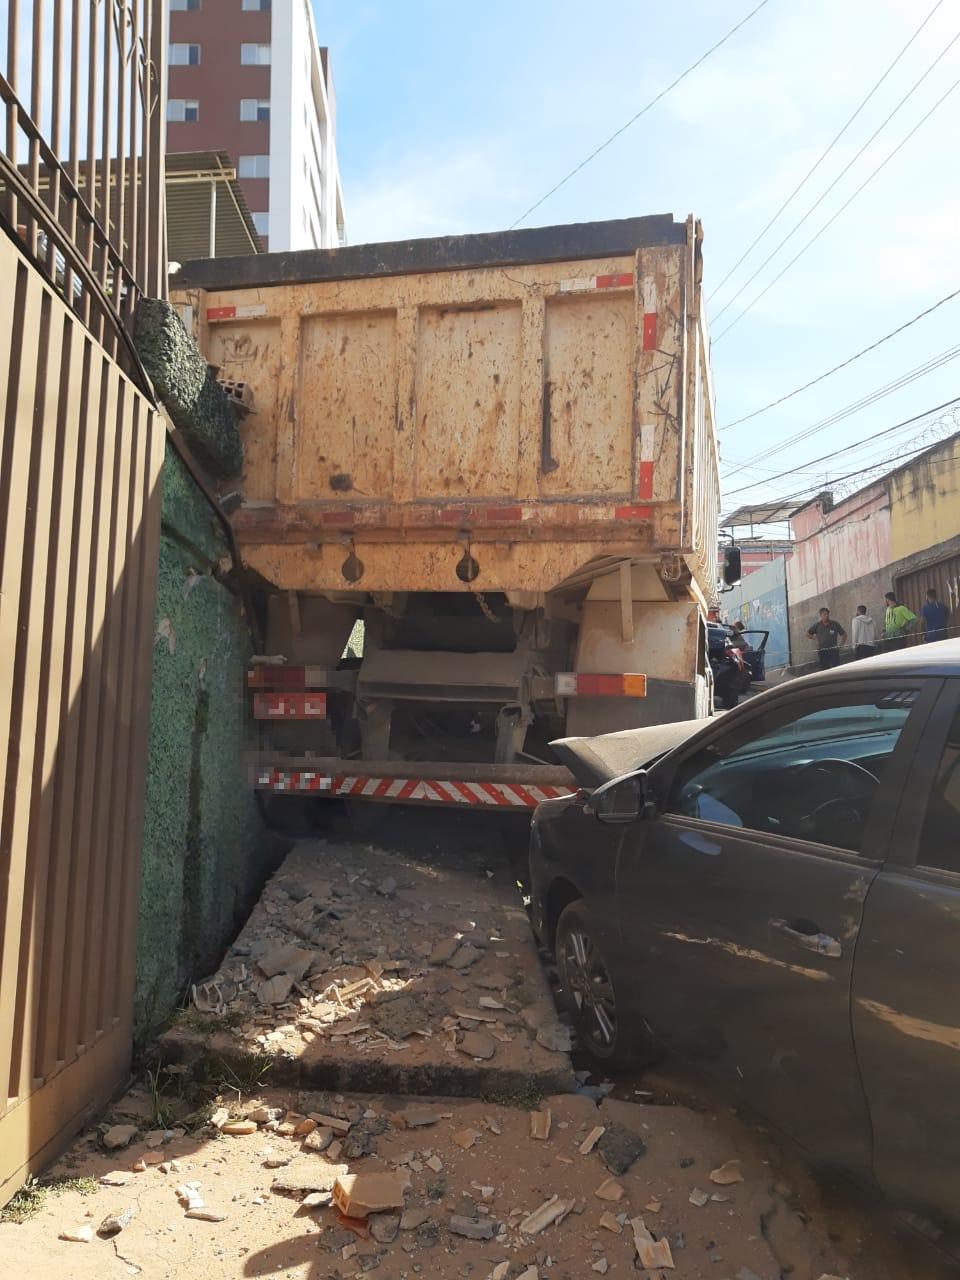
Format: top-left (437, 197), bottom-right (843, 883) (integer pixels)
top-left (883, 592), bottom-right (917, 651)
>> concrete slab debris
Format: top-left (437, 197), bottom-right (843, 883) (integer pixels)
top-left (711, 1158), bottom-right (745, 1184)
top-left (102, 1124), bottom-right (138, 1150)
top-left (332, 1172), bottom-right (408, 1217)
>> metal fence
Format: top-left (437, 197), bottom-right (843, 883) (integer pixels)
top-left (0, 0), bottom-right (169, 1203)
top-left (0, 0), bottom-right (167, 375)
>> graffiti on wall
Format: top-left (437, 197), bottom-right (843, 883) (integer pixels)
top-left (722, 556), bottom-right (790, 669)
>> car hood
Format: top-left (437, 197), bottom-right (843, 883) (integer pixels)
top-left (551, 719), bottom-right (706, 789)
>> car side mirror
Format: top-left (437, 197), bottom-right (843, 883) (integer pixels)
top-left (723, 546), bottom-right (742, 587)
top-left (586, 770), bottom-right (656, 824)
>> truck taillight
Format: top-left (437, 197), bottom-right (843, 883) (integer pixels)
top-left (555, 673), bottom-right (647, 697)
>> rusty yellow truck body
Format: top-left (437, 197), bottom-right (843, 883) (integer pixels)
top-left (173, 214), bottom-right (720, 808)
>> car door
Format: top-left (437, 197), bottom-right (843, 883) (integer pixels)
top-left (613, 676), bottom-right (936, 1175)
top-left (740, 630), bottom-right (769, 682)
top-left (852, 675), bottom-right (960, 1223)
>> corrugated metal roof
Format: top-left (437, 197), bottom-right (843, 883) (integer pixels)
top-left (165, 151), bottom-right (262, 265)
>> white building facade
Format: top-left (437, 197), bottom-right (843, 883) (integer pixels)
top-left (268, 1), bottom-right (346, 251)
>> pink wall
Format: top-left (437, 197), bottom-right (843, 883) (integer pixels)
top-left (788, 484), bottom-right (891, 608)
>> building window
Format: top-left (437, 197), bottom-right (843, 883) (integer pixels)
top-left (167, 98), bottom-right (200, 123)
top-left (241, 43), bottom-right (271, 65)
top-left (238, 154), bottom-right (270, 179)
top-left (169, 43), bottom-right (201, 65)
top-left (252, 212), bottom-right (269, 237)
top-left (242, 0), bottom-right (271, 9)
top-left (170, 0), bottom-right (201, 10)
top-left (240, 98), bottom-right (270, 122)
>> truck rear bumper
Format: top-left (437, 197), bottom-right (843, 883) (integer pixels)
top-left (252, 756), bottom-right (577, 809)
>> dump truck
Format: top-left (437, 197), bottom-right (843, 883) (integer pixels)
top-left (172, 213), bottom-right (721, 814)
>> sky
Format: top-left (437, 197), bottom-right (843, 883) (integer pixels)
top-left (314, 0), bottom-right (960, 522)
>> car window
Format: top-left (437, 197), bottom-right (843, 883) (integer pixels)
top-left (665, 690), bottom-right (918, 853)
top-left (917, 707), bottom-right (960, 875)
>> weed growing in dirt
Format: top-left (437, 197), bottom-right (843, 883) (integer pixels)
top-left (1, 1175), bottom-right (98, 1225)
top-left (481, 1079), bottom-right (544, 1110)
top-left (145, 1064), bottom-right (181, 1129)
top-left (193, 1051), bottom-right (277, 1098)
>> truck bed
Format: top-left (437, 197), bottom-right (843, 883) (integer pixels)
top-left (173, 214), bottom-right (718, 603)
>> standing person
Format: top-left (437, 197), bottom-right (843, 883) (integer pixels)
top-left (850, 605), bottom-right (877, 660)
top-left (883, 592), bottom-right (917, 651)
top-left (729, 619), bottom-right (750, 650)
top-left (807, 607), bottom-right (846, 669)
top-left (921, 587), bottom-right (950, 643)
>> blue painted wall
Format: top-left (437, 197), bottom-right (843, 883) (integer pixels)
top-left (721, 556), bottom-right (790, 671)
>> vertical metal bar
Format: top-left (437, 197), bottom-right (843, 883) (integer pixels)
top-left (46, 0), bottom-right (65, 278)
top-left (208, 179), bottom-right (217, 257)
top-left (147, 0), bottom-right (167, 298)
top-left (115, 1), bottom-right (129, 322)
top-left (28, 0), bottom-right (45, 256)
top-left (64, 0), bottom-right (82, 309)
top-left (136, 0), bottom-right (152, 295)
top-left (124, 0), bottom-right (142, 329)
top-left (35, 333), bottom-right (93, 1082)
top-left (101, 0), bottom-right (116, 353)
top-left (83, 0), bottom-right (100, 330)
top-left (6, 0), bottom-right (20, 230)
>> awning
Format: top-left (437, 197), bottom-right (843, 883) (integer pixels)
top-left (165, 150), bottom-right (261, 265)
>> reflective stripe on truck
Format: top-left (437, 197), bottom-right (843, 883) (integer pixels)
top-left (253, 769), bottom-right (574, 807)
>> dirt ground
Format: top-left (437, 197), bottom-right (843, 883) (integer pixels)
top-left (1, 810), bottom-right (957, 1280)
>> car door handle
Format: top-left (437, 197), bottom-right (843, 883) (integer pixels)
top-left (769, 918), bottom-right (842, 959)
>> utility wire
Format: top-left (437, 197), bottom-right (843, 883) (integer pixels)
top-left (712, 26), bottom-right (960, 324)
top-left (719, 285), bottom-right (960, 430)
top-left (722, 396), bottom-right (960, 498)
top-left (708, 0), bottom-right (945, 302)
top-left (713, 69), bottom-right (960, 341)
top-left (722, 343), bottom-right (960, 480)
top-left (509, 0), bottom-right (772, 229)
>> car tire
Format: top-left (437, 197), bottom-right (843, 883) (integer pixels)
top-left (555, 900), bottom-right (661, 1069)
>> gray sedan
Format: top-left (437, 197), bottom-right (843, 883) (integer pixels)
top-left (529, 642), bottom-right (960, 1224)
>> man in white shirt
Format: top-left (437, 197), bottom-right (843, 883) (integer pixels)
top-left (851, 605), bottom-right (877, 661)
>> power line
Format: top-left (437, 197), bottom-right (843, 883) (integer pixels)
top-left (508, 0), bottom-right (772, 230)
top-left (718, 285), bottom-right (960, 430)
top-left (713, 69), bottom-right (960, 341)
top-left (708, 0), bottom-right (945, 303)
top-left (712, 26), bottom-right (960, 326)
top-left (722, 396), bottom-right (960, 498)
top-left (721, 342), bottom-right (960, 480)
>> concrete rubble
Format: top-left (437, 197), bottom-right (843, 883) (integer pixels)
top-left (0, 835), bottom-right (931, 1279)
top-left (3, 1077), bottom-right (875, 1279)
top-left (157, 839), bottom-right (574, 1098)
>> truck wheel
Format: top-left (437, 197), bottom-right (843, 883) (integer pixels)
top-left (555, 900), bottom-right (661, 1068)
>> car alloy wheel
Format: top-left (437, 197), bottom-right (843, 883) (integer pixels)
top-left (557, 905), bottom-right (618, 1057)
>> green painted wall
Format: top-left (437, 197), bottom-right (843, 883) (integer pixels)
top-left (134, 445), bottom-right (271, 1045)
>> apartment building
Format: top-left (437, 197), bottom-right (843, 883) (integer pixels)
top-left (167, 0), bottom-right (345, 252)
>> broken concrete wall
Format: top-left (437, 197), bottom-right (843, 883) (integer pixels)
top-left (134, 302), bottom-right (277, 1046)
top-left (136, 446), bottom-right (275, 1044)
top-left (135, 298), bottom-right (244, 478)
